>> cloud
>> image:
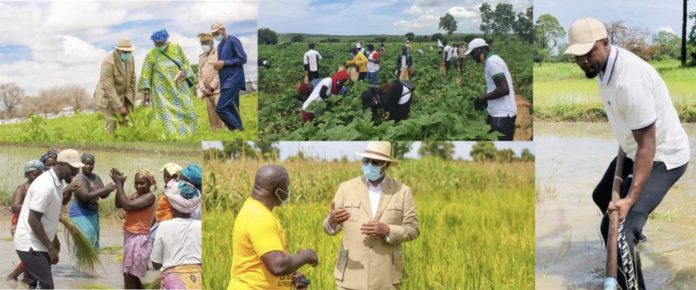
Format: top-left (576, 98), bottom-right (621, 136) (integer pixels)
top-left (448, 6), bottom-right (477, 19)
top-left (656, 26), bottom-right (675, 34)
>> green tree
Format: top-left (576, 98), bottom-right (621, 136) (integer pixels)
top-left (495, 148), bottom-right (515, 163)
top-left (513, 6), bottom-right (533, 42)
top-left (534, 14), bottom-right (565, 60)
top-left (520, 148), bottom-right (535, 162)
top-left (418, 142), bottom-right (454, 160)
top-left (470, 141), bottom-right (497, 162)
top-left (258, 28), bottom-right (278, 45)
top-left (255, 140), bottom-right (279, 160)
top-left (391, 141), bottom-right (413, 160)
top-left (479, 3), bottom-right (516, 36)
top-left (652, 31), bottom-right (681, 60)
top-left (431, 33), bottom-right (444, 42)
top-left (291, 34), bottom-right (304, 43)
top-left (405, 32), bottom-right (415, 41)
top-left (439, 13), bottom-right (458, 35)
top-left (224, 140), bottom-right (257, 160)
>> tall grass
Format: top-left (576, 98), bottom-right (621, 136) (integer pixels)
top-left (203, 157), bottom-right (534, 289)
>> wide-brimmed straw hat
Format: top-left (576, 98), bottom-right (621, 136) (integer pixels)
top-left (115, 38), bottom-right (134, 52)
top-left (355, 141), bottom-right (398, 163)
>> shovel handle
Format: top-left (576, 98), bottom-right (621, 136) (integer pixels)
top-left (606, 148), bottom-right (626, 283)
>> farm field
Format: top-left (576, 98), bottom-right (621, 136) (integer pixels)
top-left (258, 38), bottom-right (533, 141)
top-left (203, 156), bottom-right (535, 289)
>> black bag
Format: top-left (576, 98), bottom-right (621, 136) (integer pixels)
top-left (159, 50), bottom-right (194, 88)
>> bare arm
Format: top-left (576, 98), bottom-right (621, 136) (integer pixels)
top-left (10, 184), bottom-right (28, 213)
top-left (479, 75), bottom-right (510, 101)
top-left (626, 123), bottom-right (657, 204)
top-left (261, 250), bottom-right (316, 276)
top-left (75, 176), bottom-right (114, 202)
top-left (114, 184), bottom-right (155, 212)
top-left (28, 210), bottom-right (54, 250)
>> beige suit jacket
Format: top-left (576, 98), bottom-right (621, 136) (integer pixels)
top-left (94, 51), bottom-right (135, 110)
top-left (323, 175), bottom-right (419, 290)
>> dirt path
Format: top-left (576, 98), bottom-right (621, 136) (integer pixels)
top-left (514, 94), bottom-right (533, 141)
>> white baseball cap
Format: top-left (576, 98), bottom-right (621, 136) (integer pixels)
top-left (465, 38), bottom-right (488, 55)
top-left (563, 17), bottom-right (608, 56)
top-left (57, 149), bottom-right (86, 168)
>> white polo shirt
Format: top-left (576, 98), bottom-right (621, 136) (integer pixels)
top-left (303, 49), bottom-right (322, 72)
top-left (599, 46), bottom-right (690, 169)
top-left (151, 218), bottom-right (202, 270)
top-left (14, 169), bottom-right (65, 252)
top-left (367, 51), bottom-right (380, 73)
top-left (484, 53), bottom-right (517, 117)
top-left (302, 77), bottom-right (333, 110)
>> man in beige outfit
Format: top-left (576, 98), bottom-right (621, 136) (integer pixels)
top-left (197, 33), bottom-right (224, 131)
top-left (323, 141), bottom-right (419, 290)
top-left (94, 38), bottom-right (136, 134)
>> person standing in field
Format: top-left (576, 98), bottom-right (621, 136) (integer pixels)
top-left (466, 38), bottom-right (517, 141)
top-left (228, 165), bottom-right (318, 290)
top-left (7, 160), bottom-right (43, 282)
top-left (94, 38), bottom-right (136, 135)
top-left (395, 46), bottom-right (413, 81)
top-left (151, 162), bottom-right (182, 242)
top-left (563, 17), bottom-right (690, 290)
top-left (380, 42), bottom-right (386, 55)
top-left (112, 168), bottom-right (157, 289)
top-left (404, 40), bottom-right (412, 54)
top-left (303, 43), bottom-right (322, 82)
top-left (40, 149), bottom-right (58, 171)
top-left (138, 29), bottom-right (198, 136)
top-left (346, 48), bottom-right (368, 81)
top-left (69, 153), bottom-right (116, 250)
top-left (196, 33), bottom-right (225, 132)
top-left (323, 141), bottom-right (419, 290)
top-left (211, 21), bottom-right (247, 132)
top-left (457, 43), bottom-right (467, 72)
top-left (14, 149), bottom-right (84, 289)
top-left (366, 44), bottom-right (381, 87)
top-left (301, 70), bottom-right (350, 122)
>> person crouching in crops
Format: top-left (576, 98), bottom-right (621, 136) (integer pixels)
top-left (7, 160), bottom-right (44, 282)
top-left (300, 70), bottom-right (350, 122)
top-left (228, 165), bottom-right (318, 290)
top-left (466, 38), bottom-right (517, 141)
top-left (361, 80), bottom-right (413, 122)
top-left (112, 168), bottom-right (156, 289)
top-left (151, 166), bottom-right (202, 290)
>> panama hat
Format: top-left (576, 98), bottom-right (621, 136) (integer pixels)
top-left (563, 17), bottom-right (608, 56)
top-left (210, 21), bottom-right (225, 34)
top-left (355, 141), bottom-right (398, 163)
top-left (115, 38), bottom-right (134, 52)
top-left (57, 149), bottom-right (85, 168)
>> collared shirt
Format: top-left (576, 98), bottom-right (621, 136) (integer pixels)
top-left (217, 35), bottom-right (247, 90)
top-left (367, 51), bottom-right (380, 73)
top-left (303, 49), bottom-right (322, 72)
top-left (598, 46), bottom-right (690, 169)
top-left (14, 169), bottom-right (64, 252)
top-left (484, 51), bottom-right (517, 117)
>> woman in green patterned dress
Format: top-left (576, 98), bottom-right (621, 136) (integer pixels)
top-left (138, 29), bottom-right (198, 136)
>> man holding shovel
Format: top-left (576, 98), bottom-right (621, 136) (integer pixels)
top-left (563, 17), bottom-right (690, 290)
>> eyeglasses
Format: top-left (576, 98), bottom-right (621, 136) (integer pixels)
top-left (361, 158), bottom-right (387, 167)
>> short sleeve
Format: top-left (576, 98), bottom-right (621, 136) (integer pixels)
top-left (616, 81), bottom-right (657, 130)
top-left (248, 215), bottom-right (285, 257)
top-left (485, 58), bottom-right (506, 79)
top-left (150, 222), bottom-right (165, 264)
top-left (28, 184), bottom-right (52, 214)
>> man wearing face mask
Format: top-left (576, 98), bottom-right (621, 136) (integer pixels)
top-left (323, 141), bottom-right (419, 290)
top-left (210, 21), bottom-right (247, 132)
top-left (563, 17), bottom-right (689, 290)
top-left (466, 38), bottom-right (517, 141)
top-left (14, 149), bottom-right (85, 289)
top-left (228, 165), bottom-right (318, 290)
top-left (196, 33), bottom-right (225, 132)
top-left (94, 38), bottom-right (136, 134)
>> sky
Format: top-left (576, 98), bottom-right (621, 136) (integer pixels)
top-left (0, 1), bottom-right (258, 95)
top-left (259, 0), bottom-right (532, 35)
top-left (201, 141), bottom-right (535, 161)
top-left (534, 0), bottom-right (695, 38)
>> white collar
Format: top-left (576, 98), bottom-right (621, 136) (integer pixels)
top-left (366, 177), bottom-right (385, 192)
top-left (48, 169), bottom-right (63, 188)
top-left (599, 46), bottom-right (618, 86)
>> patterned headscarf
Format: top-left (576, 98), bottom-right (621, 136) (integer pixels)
top-left (151, 29), bottom-right (169, 42)
top-left (136, 169), bottom-right (157, 190)
top-left (164, 179), bottom-right (201, 214)
top-left (81, 153), bottom-right (95, 162)
top-left (181, 164), bottom-right (202, 190)
top-left (24, 160), bottom-right (44, 178)
top-left (39, 149), bottom-right (58, 164)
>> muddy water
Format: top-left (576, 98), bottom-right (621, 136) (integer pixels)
top-left (0, 219), bottom-right (160, 289)
top-left (535, 122), bottom-right (696, 290)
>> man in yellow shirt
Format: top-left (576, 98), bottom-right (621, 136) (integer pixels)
top-left (228, 165), bottom-right (318, 290)
top-left (346, 48), bottom-right (368, 81)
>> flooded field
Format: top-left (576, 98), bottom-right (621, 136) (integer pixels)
top-left (535, 122), bottom-right (696, 289)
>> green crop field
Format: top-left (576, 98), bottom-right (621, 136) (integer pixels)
top-left (258, 38), bottom-right (533, 141)
top-left (203, 157), bottom-right (534, 289)
top-left (0, 93), bottom-right (257, 143)
top-left (534, 60), bottom-right (696, 121)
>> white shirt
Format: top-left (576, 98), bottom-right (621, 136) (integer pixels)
top-left (599, 46), bottom-right (690, 169)
top-left (484, 54), bottom-right (517, 117)
top-left (302, 77), bottom-right (333, 110)
top-left (151, 218), bottom-right (202, 270)
top-left (367, 179), bottom-right (384, 218)
top-left (14, 169), bottom-right (64, 252)
top-left (367, 51), bottom-right (380, 73)
top-left (303, 49), bottom-right (322, 72)
top-left (400, 55), bottom-right (408, 69)
top-left (444, 45), bottom-right (454, 61)
top-left (399, 85), bottom-right (411, 105)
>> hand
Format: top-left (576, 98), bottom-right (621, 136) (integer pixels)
top-left (298, 249), bottom-right (319, 267)
top-left (293, 272), bottom-right (310, 289)
top-left (101, 183), bottom-right (116, 198)
top-left (48, 246), bottom-right (59, 265)
top-left (213, 61), bottom-right (224, 71)
top-left (361, 221), bottom-right (390, 238)
top-left (117, 106), bottom-right (128, 117)
top-left (109, 168), bottom-right (126, 186)
top-left (473, 97), bottom-right (487, 111)
top-left (176, 71), bottom-right (186, 84)
top-left (329, 202), bottom-right (350, 228)
top-left (143, 92), bottom-right (151, 107)
top-left (608, 197), bottom-right (634, 221)
top-left (66, 180), bottom-right (80, 193)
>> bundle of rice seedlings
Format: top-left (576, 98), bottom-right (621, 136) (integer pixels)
top-left (59, 215), bottom-right (101, 274)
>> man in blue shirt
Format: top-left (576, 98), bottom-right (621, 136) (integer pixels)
top-left (211, 21), bottom-right (247, 131)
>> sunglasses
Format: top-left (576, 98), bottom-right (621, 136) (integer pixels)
top-left (361, 158), bottom-right (387, 167)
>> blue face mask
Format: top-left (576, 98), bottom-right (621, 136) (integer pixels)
top-left (120, 52), bottom-right (131, 61)
top-left (362, 163), bottom-right (384, 181)
top-left (214, 34), bottom-right (224, 42)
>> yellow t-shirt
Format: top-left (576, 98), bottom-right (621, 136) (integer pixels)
top-left (227, 198), bottom-right (293, 290)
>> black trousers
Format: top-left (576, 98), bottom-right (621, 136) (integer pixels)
top-left (358, 72), bottom-right (367, 81)
top-left (487, 114), bottom-right (516, 141)
top-left (17, 248), bottom-right (54, 289)
top-left (593, 157), bottom-right (687, 290)
top-left (308, 70), bottom-right (320, 81)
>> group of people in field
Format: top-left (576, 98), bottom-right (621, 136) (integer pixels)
top-left (9, 148), bottom-right (202, 289)
top-left (295, 37), bottom-right (518, 140)
top-left (95, 21), bottom-right (247, 136)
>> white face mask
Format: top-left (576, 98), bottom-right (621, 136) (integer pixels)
top-left (201, 44), bottom-right (212, 53)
